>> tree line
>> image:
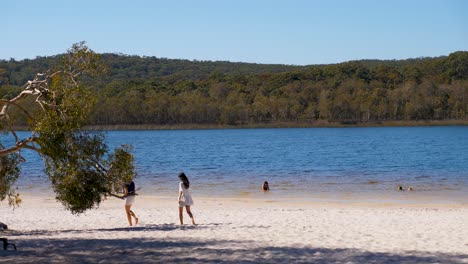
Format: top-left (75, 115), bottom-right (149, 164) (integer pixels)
top-left (1, 51), bottom-right (467, 127)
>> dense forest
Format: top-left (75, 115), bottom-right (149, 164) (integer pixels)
top-left (1, 51), bottom-right (467, 127)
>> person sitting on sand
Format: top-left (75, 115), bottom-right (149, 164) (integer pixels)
top-left (262, 181), bottom-right (270, 191)
top-left (178, 172), bottom-right (196, 225)
top-left (123, 181), bottom-right (139, 226)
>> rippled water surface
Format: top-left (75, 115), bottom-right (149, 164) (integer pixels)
top-left (12, 126), bottom-right (468, 202)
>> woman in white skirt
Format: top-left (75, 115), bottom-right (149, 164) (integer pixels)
top-left (123, 181), bottom-right (138, 226)
top-left (177, 172), bottom-right (196, 225)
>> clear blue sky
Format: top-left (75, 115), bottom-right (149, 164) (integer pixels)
top-left (3, 0), bottom-right (467, 65)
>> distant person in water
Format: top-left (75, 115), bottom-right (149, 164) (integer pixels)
top-left (178, 172), bottom-right (196, 225)
top-left (397, 185), bottom-right (414, 191)
top-left (123, 181), bottom-right (139, 226)
top-left (262, 181), bottom-right (270, 191)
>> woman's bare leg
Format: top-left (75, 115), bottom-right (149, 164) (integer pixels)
top-left (179, 206), bottom-right (184, 225)
top-left (125, 205), bottom-right (133, 226)
top-left (185, 206), bottom-right (195, 225)
top-left (129, 210), bottom-right (139, 225)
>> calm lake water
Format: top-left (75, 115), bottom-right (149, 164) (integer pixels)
top-left (11, 126), bottom-right (468, 203)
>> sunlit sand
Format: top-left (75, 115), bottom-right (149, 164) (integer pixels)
top-left (1, 194), bottom-right (467, 263)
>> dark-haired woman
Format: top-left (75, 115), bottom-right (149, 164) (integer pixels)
top-left (177, 172), bottom-right (196, 225)
top-left (124, 181), bottom-right (139, 226)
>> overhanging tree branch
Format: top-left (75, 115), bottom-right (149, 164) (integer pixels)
top-left (0, 42), bottom-right (136, 214)
top-left (0, 137), bottom-right (39, 156)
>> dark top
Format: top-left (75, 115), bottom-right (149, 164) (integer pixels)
top-left (126, 181), bottom-right (136, 195)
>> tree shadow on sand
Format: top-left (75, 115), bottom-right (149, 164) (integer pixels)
top-left (5, 223), bottom-right (203, 237)
top-left (0, 236), bottom-right (466, 264)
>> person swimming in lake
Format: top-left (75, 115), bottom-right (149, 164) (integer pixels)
top-left (123, 181), bottom-right (139, 226)
top-left (178, 172), bottom-right (196, 225)
top-left (262, 181), bottom-right (270, 191)
top-left (397, 185), bottom-right (414, 191)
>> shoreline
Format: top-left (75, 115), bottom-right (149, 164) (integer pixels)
top-left (11, 119), bottom-right (468, 131)
top-left (12, 178), bottom-right (468, 209)
top-left (87, 120), bottom-right (468, 130)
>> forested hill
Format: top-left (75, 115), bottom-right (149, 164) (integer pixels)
top-left (0, 53), bottom-right (302, 86)
top-left (1, 51), bottom-right (467, 127)
top-left (1, 52), bottom-right (461, 86)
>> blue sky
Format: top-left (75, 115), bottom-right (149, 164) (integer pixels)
top-left (3, 0), bottom-right (467, 65)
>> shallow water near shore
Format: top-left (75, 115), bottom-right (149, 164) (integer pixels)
top-left (11, 126), bottom-right (468, 204)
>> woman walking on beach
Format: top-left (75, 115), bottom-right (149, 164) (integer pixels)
top-left (177, 172), bottom-right (196, 225)
top-left (123, 181), bottom-right (139, 226)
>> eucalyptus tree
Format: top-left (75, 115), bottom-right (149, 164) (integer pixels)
top-left (0, 42), bottom-right (135, 214)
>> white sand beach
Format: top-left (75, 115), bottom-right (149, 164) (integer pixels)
top-left (1, 194), bottom-right (468, 263)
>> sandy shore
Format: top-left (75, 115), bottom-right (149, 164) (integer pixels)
top-left (1, 195), bottom-right (467, 263)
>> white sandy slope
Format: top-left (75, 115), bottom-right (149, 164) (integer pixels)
top-left (1, 195), bottom-right (467, 263)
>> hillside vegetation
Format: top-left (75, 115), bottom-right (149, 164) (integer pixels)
top-left (1, 51), bottom-right (467, 127)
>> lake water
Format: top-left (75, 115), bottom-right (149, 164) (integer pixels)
top-left (11, 126), bottom-right (468, 203)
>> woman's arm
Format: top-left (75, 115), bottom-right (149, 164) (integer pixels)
top-left (178, 191), bottom-right (183, 202)
top-left (109, 186), bottom-right (127, 199)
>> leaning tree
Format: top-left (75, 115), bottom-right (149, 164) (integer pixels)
top-left (0, 42), bottom-right (135, 214)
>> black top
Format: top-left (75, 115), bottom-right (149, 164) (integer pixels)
top-left (126, 181), bottom-right (136, 195)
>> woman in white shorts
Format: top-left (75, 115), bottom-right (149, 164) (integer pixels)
top-left (177, 172), bottom-right (196, 225)
top-left (124, 181), bottom-right (139, 226)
